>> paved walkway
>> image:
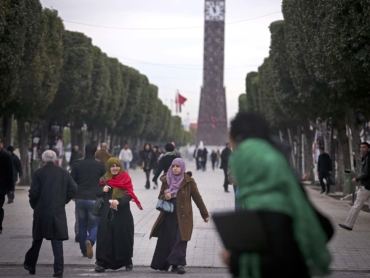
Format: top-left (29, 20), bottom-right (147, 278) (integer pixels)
top-left (2, 161), bottom-right (370, 272)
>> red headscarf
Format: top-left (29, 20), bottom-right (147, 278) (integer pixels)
top-left (100, 171), bottom-right (143, 210)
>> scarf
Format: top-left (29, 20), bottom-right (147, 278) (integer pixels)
top-left (164, 158), bottom-right (186, 198)
top-left (100, 157), bottom-right (143, 210)
top-left (230, 139), bottom-right (331, 277)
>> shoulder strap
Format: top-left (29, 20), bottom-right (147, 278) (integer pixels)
top-left (101, 176), bottom-right (107, 185)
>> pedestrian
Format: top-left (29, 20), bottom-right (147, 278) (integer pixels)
top-left (220, 143), bottom-right (232, 193)
top-left (211, 150), bottom-right (217, 170)
top-left (317, 147), bottom-right (333, 194)
top-left (95, 142), bottom-right (112, 168)
top-left (150, 158), bottom-right (209, 274)
top-left (69, 145), bottom-right (83, 169)
top-left (152, 143), bottom-right (178, 188)
top-left (216, 149), bottom-right (221, 168)
top-left (201, 147), bottom-right (208, 171)
top-left (339, 142), bottom-right (370, 231)
top-left (193, 145), bottom-right (200, 170)
top-left (140, 143), bottom-right (156, 189)
top-left (151, 146), bottom-right (161, 188)
top-left (118, 144), bottom-right (133, 174)
top-left (221, 112), bottom-right (331, 278)
top-left (71, 143), bottom-right (106, 259)
top-left (24, 150), bottom-right (77, 277)
top-left (0, 138), bottom-right (15, 234)
top-left (6, 146), bottom-right (22, 204)
top-left (95, 158), bottom-right (143, 273)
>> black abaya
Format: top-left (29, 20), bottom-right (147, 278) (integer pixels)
top-left (150, 198), bottom-right (187, 271)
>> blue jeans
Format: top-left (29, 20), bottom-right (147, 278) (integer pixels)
top-left (75, 199), bottom-right (100, 255)
top-left (122, 161), bottom-right (130, 174)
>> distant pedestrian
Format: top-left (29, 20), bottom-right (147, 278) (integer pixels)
top-left (140, 143), bottom-right (156, 189)
top-left (201, 147), bottom-right (208, 171)
top-left (6, 146), bottom-right (22, 204)
top-left (118, 144), bottom-right (133, 174)
top-left (221, 112), bottom-right (331, 278)
top-left (71, 143), bottom-right (106, 259)
top-left (69, 145), bottom-right (83, 169)
top-left (95, 158), bottom-right (143, 273)
top-left (152, 146), bottom-right (161, 188)
top-left (150, 158), bottom-right (209, 274)
top-left (339, 142), bottom-right (370, 231)
top-left (220, 143), bottom-right (232, 193)
top-left (211, 150), bottom-right (217, 170)
top-left (95, 142), bottom-right (112, 168)
top-left (24, 150), bottom-right (77, 277)
top-left (216, 149), bottom-right (221, 168)
top-left (0, 138), bottom-right (15, 234)
top-left (152, 143), bottom-right (178, 187)
top-left (193, 145), bottom-right (200, 170)
top-left (317, 147), bottom-right (333, 194)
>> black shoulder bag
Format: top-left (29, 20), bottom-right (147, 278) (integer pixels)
top-left (92, 177), bottom-right (107, 217)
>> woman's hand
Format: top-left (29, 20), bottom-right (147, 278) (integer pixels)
top-left (220, 249), bottom-right (230, 266)
top-left (110, 200), bottom-right (119, 209)
top-left (204, 217), bottom-right (210, 223)
top-left (164, 192), bottom-right (172, 200)
top-left (103, 185), bottom-right (111, 192)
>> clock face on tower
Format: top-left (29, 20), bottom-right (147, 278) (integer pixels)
top-left (205, 1), bottom-right (225, 21)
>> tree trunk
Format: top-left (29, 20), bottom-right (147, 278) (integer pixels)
top-left (17, 118), bottom-right (31, 185)
top-left (303, 123), bottom-right (315, 182)
top-left (337, 123), bottom-right (351, 193)
top-left (347, 109), bottom-right (362, 174)
top-left (2, 115), bottom-right (14, 147)
top-left (287, 127), bottom-right (295, 169)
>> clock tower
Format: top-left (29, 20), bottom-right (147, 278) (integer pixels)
top-left (197, 0), bottom-right (227, 146)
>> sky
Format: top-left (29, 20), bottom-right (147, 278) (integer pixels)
top-left (40, 0), bottom-right (283, 124)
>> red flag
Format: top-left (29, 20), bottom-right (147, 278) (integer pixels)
top-left (175, 91), bottom-right (187, 113)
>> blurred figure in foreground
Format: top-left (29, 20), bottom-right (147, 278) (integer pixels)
top-left (221, 112), bottom-right (331, 278)
top-left (6, 146), bottom-right (22, 203)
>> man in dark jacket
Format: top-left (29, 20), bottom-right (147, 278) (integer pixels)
top-left (339, 142), bottom-right (370, 231)
top-left (317, 147), bottom-right (332, 194)
top-left (69, 145), bottom-right (83, 169)
top-left (152, 143), bottom-right (178, 186)
top-left (24, 150), bottom-right (77, 277)
top-left (71, 143), bottom-right (105, 259)
top-left (193, 145), bottom-right (200, 170)
top-left (0, 138), bottom-right (14, 234)
top-left (220, 143), bottom-right (232, 193)
top-left (6, 146), bottom-right (22, 204)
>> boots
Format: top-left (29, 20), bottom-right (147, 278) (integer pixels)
top-left (145, 180), bottom-right (150, 189)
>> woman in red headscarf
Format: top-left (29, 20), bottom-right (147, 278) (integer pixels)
top-left (95, 158), bottom-right (142, 273)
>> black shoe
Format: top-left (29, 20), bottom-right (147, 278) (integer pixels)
top-left (0, 229), bottom-right (2, 235)
top-left (95, 266), bottom-right (105, 273)
top-left (338, 224), bottom-right (353, 231)
top-left (53, 271), bottom-right (63, 277)
top-left (75, 234), bottom-right (79, 243)
top-left (320, 191), bottom-right (325, 194)
top-left (82, 253), bottom-right (87, 258)
top-left (224, 190), bottom-right (230, 193)
top-left (325, 192), bottom-right (330, 195)
top-left (24, 263), bottom-right (36, 275)
top-left (126, 265), bottom-right (133, 271)
top-left (145, 181), bottom-right (150, 189)
top-left (171, 265), bottom-right (178, 272)
top-left (7, 199), bottom-right (13, 204)
top-left (177, 265), bottom-right (185, 274)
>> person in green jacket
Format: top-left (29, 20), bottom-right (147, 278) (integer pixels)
top-left (221, 112), bottom-right (331, 278)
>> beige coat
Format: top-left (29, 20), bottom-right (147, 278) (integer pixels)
top-left (150, 172), bottom-right (209, 241)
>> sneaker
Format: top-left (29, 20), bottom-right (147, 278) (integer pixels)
top-left (338, 224), bottom-right (353, 231)
top-left (177, 265), bottom-right (185, 274)
top-left (85, 240), bottom-right (93, 259)
top-left (95, 266), bottom-right (105, 273)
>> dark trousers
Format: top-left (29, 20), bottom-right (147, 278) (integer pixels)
top-left (25, 239), bottom-right (64, 273)
top-left (0, 194), bottom-right (5, 230)
top-left (211, 160), bottom-right (216, 170)
top-left (195, 158), bottom-right (200, 170)
top-left (167, 226), bottom-right (187, 266)
top-left (223, 168), bottom-right (229, 192)
top-left (7, 192), bottom-right (14, 200)
top-left (319, 172), bottom-right (330, 193)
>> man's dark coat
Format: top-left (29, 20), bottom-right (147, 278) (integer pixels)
top-left (29, 162), bottom-right (77, 240)
top-left (0, 149), bottom-right (14, 194)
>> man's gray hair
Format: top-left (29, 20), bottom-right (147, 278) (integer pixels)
top-left (42, 150), bottom-right (57, 163)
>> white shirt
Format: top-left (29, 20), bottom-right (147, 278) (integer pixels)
top-left (119, 149), bottom-right (133, 162)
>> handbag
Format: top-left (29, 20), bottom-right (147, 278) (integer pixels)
top-left (156, 198), bottom-right (174, 213)
top-left (92, 177), bottom-right (107, 217)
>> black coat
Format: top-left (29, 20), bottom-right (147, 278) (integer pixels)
top-left (140, 150), bottom-right (156, 171)
top-left (0, 149), bottom-right (15, 194)
top-left (152, 154), bottom-right (178, 182)
top-left (96, 186), bottom-right (134, 269)
top-left (220, 147), bottom-right (232, 169)
top-left (356, 153), bottom-right (370, 190)
top-left (11, 153), bottom-right (22, 182)
top-left (317, 153), bottom-right (332, 174)
top-left (29, 162), bottom-right (77, 240)
top-left (69, 150), bottom-right (83, 166)
top-left (71, 156), bottom-right (106, 200)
